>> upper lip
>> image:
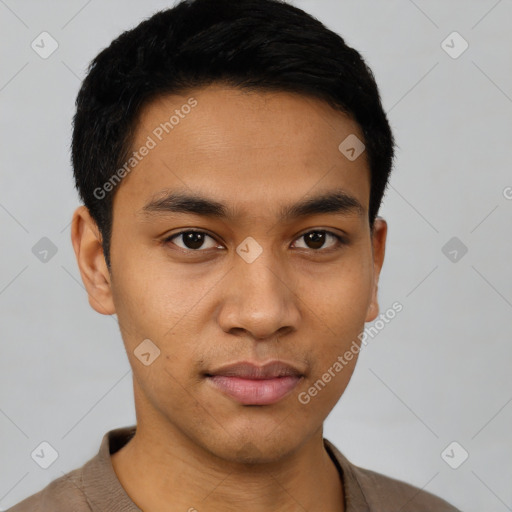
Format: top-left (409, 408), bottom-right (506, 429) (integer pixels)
top-left (206, 360), bottom-right (304, 379)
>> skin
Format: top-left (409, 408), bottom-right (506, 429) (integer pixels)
top-left (71, 84), bottom-right (387, 512)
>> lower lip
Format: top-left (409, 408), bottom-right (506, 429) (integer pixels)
top-left (207, 375), bottom-right (301, 405)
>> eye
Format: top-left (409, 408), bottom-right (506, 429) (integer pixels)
top-left (292, 230), bottom-right (346, 251)
top-left (163, 229), bottom-right (347, 253)
top-left (164, 230), bottom-right (221, 251)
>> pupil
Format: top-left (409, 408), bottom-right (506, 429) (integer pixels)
top-left (306, 231), bottom-right (325, 249)
top-left (184, 232), bottom-right (204, 250)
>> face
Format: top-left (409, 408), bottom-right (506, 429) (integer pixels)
top-left (72, 84), bottom-right (386, 464)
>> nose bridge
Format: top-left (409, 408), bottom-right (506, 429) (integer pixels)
top-left (236, 237), bottom-right (288, 304)
top-left (219, 236), bottom-right (300, 338)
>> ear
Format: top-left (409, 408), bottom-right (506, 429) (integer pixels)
top-left (70, 206), bottom-right (116, 315)
top-left (365, 217), bottom-right (387, 322)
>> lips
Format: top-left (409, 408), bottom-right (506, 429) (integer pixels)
top-left (205, 361), bottom-right (304, 405)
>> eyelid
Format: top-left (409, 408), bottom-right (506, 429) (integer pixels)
top-left (295, 227), bottom-right (348, 243)
top-left (163, 228), bottom-right (348, 252)
top-left (291, 229), bottom-right (347, 251)
top-left (163, 229), bottom-right (222, 251)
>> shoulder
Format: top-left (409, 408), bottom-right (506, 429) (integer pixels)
top-left (324, 439), bottom-right (461, 512)
top-left (7, 426), bottom-right (137, 512)
top-left (6, 466), bottom-right (91, 512)
top-left (350, 463), bottom-right (460, 511)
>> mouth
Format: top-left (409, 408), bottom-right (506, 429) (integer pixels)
top-left (205, 360), bottom-right (304, 405)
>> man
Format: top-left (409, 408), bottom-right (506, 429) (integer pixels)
top-left (9, 0), bottom-right (461, 510)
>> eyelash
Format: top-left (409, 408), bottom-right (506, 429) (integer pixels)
top-left (162, 229), bottom-right (347, 253)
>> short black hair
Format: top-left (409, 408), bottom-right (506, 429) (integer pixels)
top-left (71, 0), bottom-right (395, 270)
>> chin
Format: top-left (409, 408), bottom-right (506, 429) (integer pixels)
top-left (205, 429), bottom-right (302, 466)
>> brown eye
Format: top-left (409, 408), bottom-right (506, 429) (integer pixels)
top-left (293, 230), bottom-right (345, 251)
top-left (165, 231), bottom-right (219, 251)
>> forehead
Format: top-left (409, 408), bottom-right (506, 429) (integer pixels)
top-left (114, 84), bottom-right (370, 221)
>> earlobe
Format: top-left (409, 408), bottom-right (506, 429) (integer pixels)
top-left (70, 206), bottom-right (116, 315)
top-left (365, 295), bottom-right (379, 323)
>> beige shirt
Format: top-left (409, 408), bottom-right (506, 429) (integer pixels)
top-left (7, 425), bottom-right (460, 511)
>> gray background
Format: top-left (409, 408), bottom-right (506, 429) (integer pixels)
top-left (1, 1), bottom-right (511, 510)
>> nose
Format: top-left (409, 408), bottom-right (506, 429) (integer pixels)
top-left (216, 245), bottom-right (301, 341)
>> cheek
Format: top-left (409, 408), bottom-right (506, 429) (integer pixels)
top-left (295, 254), bottom-right (372, 400)
top-left (298, 252), bottom-right (373, 332)
top-left (125, 330), bottom-right (203, 423)
top-left (109, 254), bottom-right (206, 382)
top-left (110, 249), bottom-right (195, 343)
top-left (297, 362), bottom-right (357, 413)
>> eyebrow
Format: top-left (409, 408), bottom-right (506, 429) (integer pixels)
top-left (139, 188), bottom-right (365, 221)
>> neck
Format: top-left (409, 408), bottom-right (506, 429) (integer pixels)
top-left (111, 421), bottom-right (344, 512)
